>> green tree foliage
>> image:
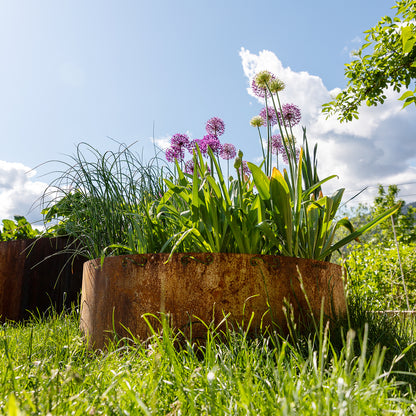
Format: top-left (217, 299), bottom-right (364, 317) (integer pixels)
top-left (323, 0), bottom-right (416, 122)
top-left (371, 184), bottom-right (416, 244)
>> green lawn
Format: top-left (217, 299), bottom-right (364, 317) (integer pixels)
top-left (1, 303), bottom-right (416, 415)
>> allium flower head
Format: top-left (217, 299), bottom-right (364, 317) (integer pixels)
top-left (170, 133), bottom-right (190, 150)
top-left (281, 135), bottom-right (299, 164)
top-left (251, 71), bottom-right (276, 98)
top-left (238, 161), bottom-right (251, 177)
top-left (165, 146), bottom-right (185, 162)
top-left (185, 159), bottom-right (194, 174)
top-left (259, 106), bottom-right (278, 126)
top-left (198, 134), bottom-right (222, 156)
top-left (279, 104), bottom-right (301, 127)
top-left (206, 117), bottom-right (225, 136)
top-left (269, 78), bottom-right (285, 93)
top-left (189, 139), bottom-right (205, 155)
top-left (220, 143), bottom-right (236, 160)
top-left (250, 115), bottom-right (265, 128)
top-left (254, 71), bottom-right (273, 88)
top-left (269, 134), bottom-right (284, 155)
top-left (204, 134), bottom-right (222, 155)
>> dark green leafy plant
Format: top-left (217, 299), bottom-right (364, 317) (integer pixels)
top-left (0, 215), bottom-right (40, 241)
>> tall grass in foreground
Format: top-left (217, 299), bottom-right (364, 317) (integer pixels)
top-left (41, 142), bottom-right (173, 259)
top-left (1, 305), bottom-right (416, 415)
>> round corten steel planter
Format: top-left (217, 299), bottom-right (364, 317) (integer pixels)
top-left (80, 253), bottom-right (346, 349)
top-left (0, 237), bottom-right (84, 322)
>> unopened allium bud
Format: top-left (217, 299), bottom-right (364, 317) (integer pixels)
top-left (250, 116), bottom-right (265, 128)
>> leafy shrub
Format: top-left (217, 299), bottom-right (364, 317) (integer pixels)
top-left (0, 216), bottom-right (40, 241)
top-left (345, 242), bottom-right (416, 310)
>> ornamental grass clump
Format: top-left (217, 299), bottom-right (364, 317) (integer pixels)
top-left (41, 142), bottom-right (173, 259)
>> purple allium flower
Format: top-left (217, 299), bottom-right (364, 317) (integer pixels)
top-left (279, 104), bottom-right (301, 127)
top-left (205, 117), bottom-right (225, 136)
top-left (170, 133), bottom-right (190, 150)
top-left (269, 134), bottom-right (284, 156)
top-left (281, 150), bottom-right (289, 164)
top-left (185, 159), bottom-right (194, 174)
top-left (238, 161), bottom-right (251, 177)
top-left (251, 71), bottom-right (276, 98)
top-left (295, 147), bottom-right (300, 162)
top-left (280, 136), bottom-right (300, 164)
top-left (188, 139), bottom-right (205, 155)
top-left (199, 134), bottom-right (222, 156)
top-left (282, 148), bottom-right (300, 164)
top-left (220, 143), bottom-right (236, 160)
top-left (259, 106), bottom-right (278, 126)
top-left (165, 145), bottom-right (185, 162)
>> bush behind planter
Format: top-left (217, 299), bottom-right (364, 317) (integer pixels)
top-left (345, 242), bottom-right (416, 310)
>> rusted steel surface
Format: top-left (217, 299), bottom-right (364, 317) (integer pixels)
top-left (0, 239), bottom-right (27, 321)
top-left (80, 253), bottom-right (347, 349)
top-left (0, 237), bottom-right (84, 322)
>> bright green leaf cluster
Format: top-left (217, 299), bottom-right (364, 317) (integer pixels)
top-left (323, 0), bottom-right (416, 121)
top-left (0, 215), bottom-right (40, 241)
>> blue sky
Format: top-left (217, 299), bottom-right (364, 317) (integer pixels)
top-left (1, 0), bottom-right (415, 223)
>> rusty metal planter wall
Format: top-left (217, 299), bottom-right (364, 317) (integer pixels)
top-left (80, 253), bottom-right (347, 349)
top-left (0, 237), bottom-right (84, 322)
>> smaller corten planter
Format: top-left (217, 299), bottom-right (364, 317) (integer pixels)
top-left (0, 237), bottom-right (84, 322)
top-left (80, 253), bottom-right (346, 349)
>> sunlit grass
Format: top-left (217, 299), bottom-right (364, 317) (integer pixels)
top-left (1, 303), bottom-right (416, 415)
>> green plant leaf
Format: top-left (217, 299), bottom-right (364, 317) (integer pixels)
top-left (247, 162), bottom-right (270, 200)
top-left (318, 203), bottom-right (401, 260)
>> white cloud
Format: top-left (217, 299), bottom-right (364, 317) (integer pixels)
top-left (0, 161), bottom-right (48, 224)
top-left (239, 48), bottom-right (416, 205)
top-left (151, 135), bottom-right (171, 150)
top-left (150, 130), bottom-right (195, 151)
